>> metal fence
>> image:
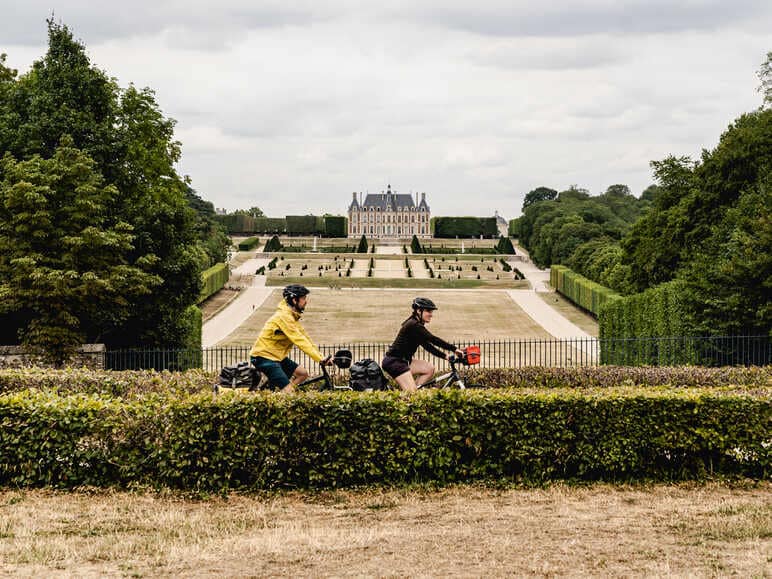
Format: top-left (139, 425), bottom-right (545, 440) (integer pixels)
top-left (104, 335), bottom-right (771, 372)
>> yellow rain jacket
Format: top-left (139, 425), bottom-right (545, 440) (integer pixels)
top-left (250, 301), bottom-right (324, 363)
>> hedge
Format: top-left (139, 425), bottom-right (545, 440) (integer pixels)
top-left (432, 217), bottom-right (498, 238)
top-left (253, 217), bottom-right (287, 234)
top-left (286, 215), bottom-right (325, 235)
top-left (215, 213), bottom-right (254, 234)
top-left (199, 262), bottom-right (229, 303)
top-left (0, 387), bottom-right (767, 489)
top-left (324, 216), bottom-right (348, 237)
top-left (2, 366), bottom-right (768, 398)
top-left (237, 237), bottom-right (261, 251)
top-left (551, 265), bottom-right (621, 317)
top-left (599, 281), bottom-right (694, 365)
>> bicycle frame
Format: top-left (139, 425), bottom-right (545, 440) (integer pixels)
top-left (418, 357), bottom-right (468, 389)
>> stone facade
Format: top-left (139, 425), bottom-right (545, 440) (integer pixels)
top-left (348, 185), bottom-right (431, 239)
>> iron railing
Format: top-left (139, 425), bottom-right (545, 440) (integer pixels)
top-left (103, 335), bottom-right (771, 372)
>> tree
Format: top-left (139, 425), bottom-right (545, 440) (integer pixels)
top-left (0, 137), bottom-right (161, 364)
top-left (357, 234), bottom-right (368, 253)
top-left (758, 51), bottom-right (771, 109)
top-left (521, 186), bottom-right (557, 212)
top-left (0, 21), bottom-right (205, 350)
top-left (185, 186), bottom-right (230, 267)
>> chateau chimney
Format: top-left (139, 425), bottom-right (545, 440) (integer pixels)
top-left (421, 192), bottom-right (426, 205)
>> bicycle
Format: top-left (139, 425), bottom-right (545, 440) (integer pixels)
top-left (418, 346), bottom-right (482, 390)
top-left (296, 349), bottom-right (356, 391)
top-left (213, 349), bottom-right (353, 394)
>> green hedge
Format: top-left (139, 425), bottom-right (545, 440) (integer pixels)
top-left (2, 366), bottom-right (768, 397)
top-left (215, 214), bottom-right (255, 234)
top-left (199, 262), bottom-right (229, 303)
top-left (324, 216), bottom-right (348, 237)
top-left (0, 387), bottom-right (767, 489)
top-left (253, 217), bottom-right (287, 233)
top-left (237, 237), bottom-right (260, 251)
top-left (286, 215), bottom-right (325, 235)
top-left (599, 280), bottom-right (694, 365)
top-left (551, 265), bottom-right (621, 317)
top-left (432, 217), bottom-right (498, 238)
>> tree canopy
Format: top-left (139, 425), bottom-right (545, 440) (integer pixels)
top-left (0, 20), bottom-right (222, 352)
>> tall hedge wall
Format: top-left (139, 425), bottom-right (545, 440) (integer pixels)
top-left (253, 217), bottom-right (287, 233)
top-left (198, 262), bottom-right (229, 303)
top-left (598, 280), bottom-right (694, 365)
top-left (432, 217), bottom-right (498, 238)
top-left (286, 215), bottom-right (325, 235)
top-left (0, 388), bottom-right (766, 489)
top-left (550, 265), bottom-right (621, 317)
top-left (215, 213), bottom-right (255, 234)
top-left (324, 216), bottom-right (348, 237)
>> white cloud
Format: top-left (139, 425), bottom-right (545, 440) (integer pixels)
top-left (1, 1), bottom-right (770, 218)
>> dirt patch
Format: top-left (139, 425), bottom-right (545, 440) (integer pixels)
top-left (2, 483), bottom-right (768, 577)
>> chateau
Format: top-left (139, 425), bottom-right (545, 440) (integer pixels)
top-left (348, 185), bottom-right (431, 239)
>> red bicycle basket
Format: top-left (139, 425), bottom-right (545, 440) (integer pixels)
top-left (464, 346), bottom-right (481, 365)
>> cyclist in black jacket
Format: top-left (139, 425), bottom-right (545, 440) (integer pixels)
top-left (382, 297), bottom-right (464, 391)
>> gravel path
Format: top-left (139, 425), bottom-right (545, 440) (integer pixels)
top-left (504, 245), bottom-right (595, 357)
top-left (202, 257), bottom-right (272, 348)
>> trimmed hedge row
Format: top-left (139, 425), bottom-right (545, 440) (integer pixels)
top-left (0, 388), bottom-right (768, 489)
top-left (237, 237), bottom-right (260, 251)
top-left (1, 366), bottom-right (769, 398)
top-left (199, 262), bottom-right (229, 303)
top-left (551, 265), bottom-right (621, 317)
top-left (432, 217), bottom-right (498, 238)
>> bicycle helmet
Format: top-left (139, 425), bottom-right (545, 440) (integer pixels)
top-left (412, 297), bottom-right (438, 311)
top-left (283, 284), bottom-right (310, 311)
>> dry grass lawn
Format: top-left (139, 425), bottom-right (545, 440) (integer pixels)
top-left (539, 291), bottom-right (600, 337)
top-left (1, 483), bottom-right (768, 577)
top-left (219, 289), bottom-right (551, 346)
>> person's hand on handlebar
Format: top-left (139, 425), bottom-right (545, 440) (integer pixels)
top-left (321, 355), bottom-right (334, 366)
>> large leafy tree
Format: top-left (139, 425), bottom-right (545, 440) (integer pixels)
top-left (0, 21), bottom-right (205, 350)
top-left (521, 186), bottom-right (557, 212)
top-left (0, 138), bottom-right (161, 364)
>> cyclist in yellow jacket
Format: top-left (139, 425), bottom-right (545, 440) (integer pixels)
top-left (250, 284), bottom-right (331, 392)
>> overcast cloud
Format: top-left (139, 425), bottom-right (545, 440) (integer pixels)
top-left (1, 1), bottom-right (770, 218)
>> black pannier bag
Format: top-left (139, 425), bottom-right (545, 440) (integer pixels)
top-left (218, 361), bottom-right (260, 390)
top-left (348, 358), bottom-right (388, 391)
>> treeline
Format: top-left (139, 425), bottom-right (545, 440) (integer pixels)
top-left (524, 63), bottom-right (771, 340)
top-left (510, 184), bottom-right (653, 285)
top-left (216, 213), bottom-right (348, 237)
top-left (0, 21), bottom-right (230, 364)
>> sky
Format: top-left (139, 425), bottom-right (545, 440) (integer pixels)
top-left (1, 1), bottom-right (770, 219)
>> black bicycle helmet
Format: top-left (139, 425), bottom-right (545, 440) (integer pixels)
top-left (412, 297), bottom-right (438, 311)
top-left (283, 284), bottom-right (310, 310)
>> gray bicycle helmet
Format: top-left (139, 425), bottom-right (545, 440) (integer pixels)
top-left (412, 297), bottom-right (438, 311)
top-left (283, 284), bottom-right (310, 311)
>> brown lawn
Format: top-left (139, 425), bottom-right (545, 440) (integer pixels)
top-left (218, 288), bottom-right (551, 346)
top-left (1, 483), bottom-right (768, 577)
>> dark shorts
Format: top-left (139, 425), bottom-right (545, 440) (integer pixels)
top-left (250, 356), bottom-right (299, 389)
top-left (381, 355), bottom-right (411, 379)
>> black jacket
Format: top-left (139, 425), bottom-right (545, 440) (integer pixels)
top-left (385, 316), bottom-right (456, 361)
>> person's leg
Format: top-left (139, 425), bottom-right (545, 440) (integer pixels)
top-left (251, 357), bottom-right (291, 391)
top-left (393, 370), bottom-right (418, 391)
top-left (280, 358), bottom-right (304, 393)
top-left (410, 358), bottom-right (435, 386)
